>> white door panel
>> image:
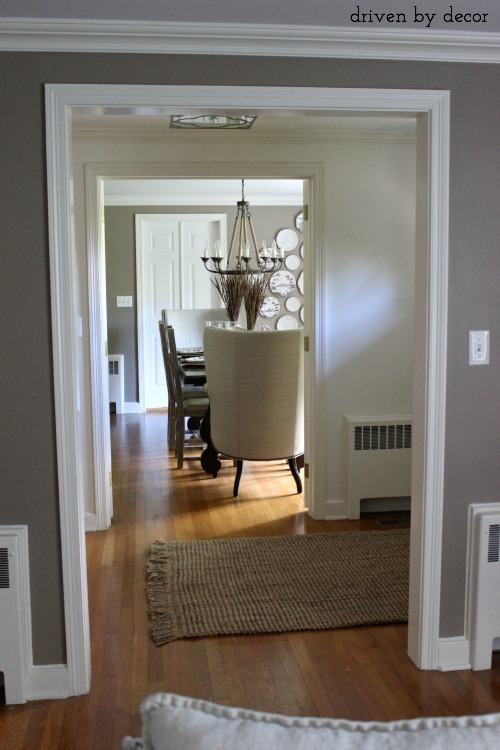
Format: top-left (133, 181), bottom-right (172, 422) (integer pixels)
top-left (141, 220), bottom-right (181, 408)
top-left (181, 220), bottom-right (221, 308)
top-left (137, 214), bottom-right (226, 409)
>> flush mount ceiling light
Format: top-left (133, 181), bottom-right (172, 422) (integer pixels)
top-left (170, 114), bottom-right (256, 130)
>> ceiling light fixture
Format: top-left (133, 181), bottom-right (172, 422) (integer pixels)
top-left (201, 179), bottom-right (284, 276)
top-left (170, 114), bottom-right (256, 130)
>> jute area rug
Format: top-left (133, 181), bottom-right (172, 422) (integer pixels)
top-left (146, 529), bottom-right (409, 645)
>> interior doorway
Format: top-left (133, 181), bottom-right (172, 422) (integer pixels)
top-left (46, 84), bottom-right (450, 697)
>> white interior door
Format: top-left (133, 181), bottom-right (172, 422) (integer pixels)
top-left (181, 219), bottom-right (225, 308)
top-left (137, 213), bottom-right (226, 409)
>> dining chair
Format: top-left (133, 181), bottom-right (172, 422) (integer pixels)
top-left (161, 308), bottom-right (228, 350)
top-left (203, 327), bottom-right (304, 497)
top-left (158, 322), bottom-right (208, 462)
top-left (164, 325), bottom-right (210, 468)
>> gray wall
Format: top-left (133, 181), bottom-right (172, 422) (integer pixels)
top-left (0, 50), bottom-right (499, 663)
top-left (104, 204), bottom-right (303, 403)
top-left (2, 1), bottom-right (500, 30)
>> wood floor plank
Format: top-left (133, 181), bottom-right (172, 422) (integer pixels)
top-left (1, 411), bottom-right (499, 748)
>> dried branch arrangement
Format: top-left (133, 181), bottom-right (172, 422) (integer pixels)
top-left (211, 274), bottom-right (245, 323)
top-left (241, 273), bottom-right (269, 330)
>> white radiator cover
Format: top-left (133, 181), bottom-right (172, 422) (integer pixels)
top-left (345, 415), bottom-right (412, 519)
top-left (467, 503), bottom-right (500, 670)
top-left (108, 354), bottom-right (124, 414)
top-left (0, 526), bottom-right (31, 704)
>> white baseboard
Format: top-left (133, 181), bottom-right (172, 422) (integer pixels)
top-left (438, 636), bottom-right (471, 671)
top-left (25, 664), bottom-right (71, 701)
top-left (324, 498), bottom-right (348, 520)
top-left (85, 512), bottom-right (97, 532)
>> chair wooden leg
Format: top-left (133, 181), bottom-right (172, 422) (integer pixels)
top-left (233, 460), bottom-right (243, 498)
top-left (288, 457), bottom-right (302, 494)
top-left (176, 417), bottom-right (184, 469)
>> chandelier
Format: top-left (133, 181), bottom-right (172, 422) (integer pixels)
top-left (201, 180), bottom-right (284, 276)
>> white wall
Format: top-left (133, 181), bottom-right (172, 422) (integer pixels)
top-left (72, 125), bottom-right (416, 518)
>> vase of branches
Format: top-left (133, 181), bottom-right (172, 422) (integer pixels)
top-left (242, 273), bottom-right (269, 330)
top-left (211, 274), bottom-right (245, 323)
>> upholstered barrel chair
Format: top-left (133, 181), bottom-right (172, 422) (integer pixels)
top-left (203, 326), bottom-right (304, 497)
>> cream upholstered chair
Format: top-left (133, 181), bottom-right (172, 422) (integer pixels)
top-left (203, 327), bottom-right (304, 497)
top-left (162, 308), bottom-right (227, 349)
top-left (158, 322), bottom-right (208, 464)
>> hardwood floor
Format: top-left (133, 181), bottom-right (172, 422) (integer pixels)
top-left (1, 411), bottom-right (500, 748)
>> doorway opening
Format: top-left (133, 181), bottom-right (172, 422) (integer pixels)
top-left (46, 84), bottom-right (449, 697)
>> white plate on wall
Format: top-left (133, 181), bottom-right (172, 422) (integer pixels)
top-left (277, 315), bottom-right (299, 330)
top-left (285, 296), bottom-right (301, 312)
top-left (297, 271), bottom-right (304, 295)
top-left (260, 296), bottom-right (280, 318)
top-left (276, 228), bottom-right (298, 253)
top-left (270, 270), bottom-right (296, 296)
top-left (285, 253), bottom-right (301, 271)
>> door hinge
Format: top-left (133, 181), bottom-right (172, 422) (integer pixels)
top-left (303, 205), bottom-right (309, 221)
top-left (109, 471), bottom-right (112, 487)
top-left (304, 462), bottom-right (309, 479)
top-left (105, 340), bottom-right (108, 356)
top-left (304, 336), bottom-right (309, 352)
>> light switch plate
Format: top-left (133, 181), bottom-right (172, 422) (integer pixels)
top-left (469, 330), bottom-right (490, 365)
top-left (117, 296), bottom-right (133, 308)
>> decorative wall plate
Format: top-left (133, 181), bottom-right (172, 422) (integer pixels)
top-left (277, 315), bottom-right (299, 330)
top-left (270, 270), bottom-right (296, 296)
top-left (260, 296), bottom-right (280, 319)
top-left (276, 228), bottom-right (298, 253)
top-left (285, 296), bottom-right (301, 312)
top-left (297, 271), bottom-right (304, 295)
top-left (300, 306), bottom-right (304, 323)
top-left (300, 243), bottom-right (304, 259)
top-left (295, 212), bottom-right (304, 233)
top-left (285, 253), bottom-right (301, 271)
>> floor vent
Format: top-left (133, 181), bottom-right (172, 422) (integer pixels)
top-left (346, 415), bottom-right (412, 520)
top-left (376, 518), bottom-right (410, 527)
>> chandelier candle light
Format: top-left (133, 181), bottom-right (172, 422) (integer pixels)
top-left (201, 180), bottom-right (284, 276)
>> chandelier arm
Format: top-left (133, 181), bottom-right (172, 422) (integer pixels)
top-left (238, 212), bottom-right (245, 262)
top-left (227, 213), bottom-right (239, 266)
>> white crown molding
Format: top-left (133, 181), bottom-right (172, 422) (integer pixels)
top-left (1, 18), bottom-right (500, 63)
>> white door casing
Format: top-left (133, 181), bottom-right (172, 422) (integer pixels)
top-left (85, 169), bottom-right (114, 531)
top-left (46, 84), bottom-right (449, 698)
top-left (136, 213), bottom-right (226, 410)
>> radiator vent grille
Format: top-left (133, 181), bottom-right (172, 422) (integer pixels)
top-left (0, 548), bottom-right (10, 589)
top-left (108, 359), bottom-right (119, 375)
top-left (487, 524), bottom-right (500, 563)
top-left (354, 423), bottom-right (412, 451)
